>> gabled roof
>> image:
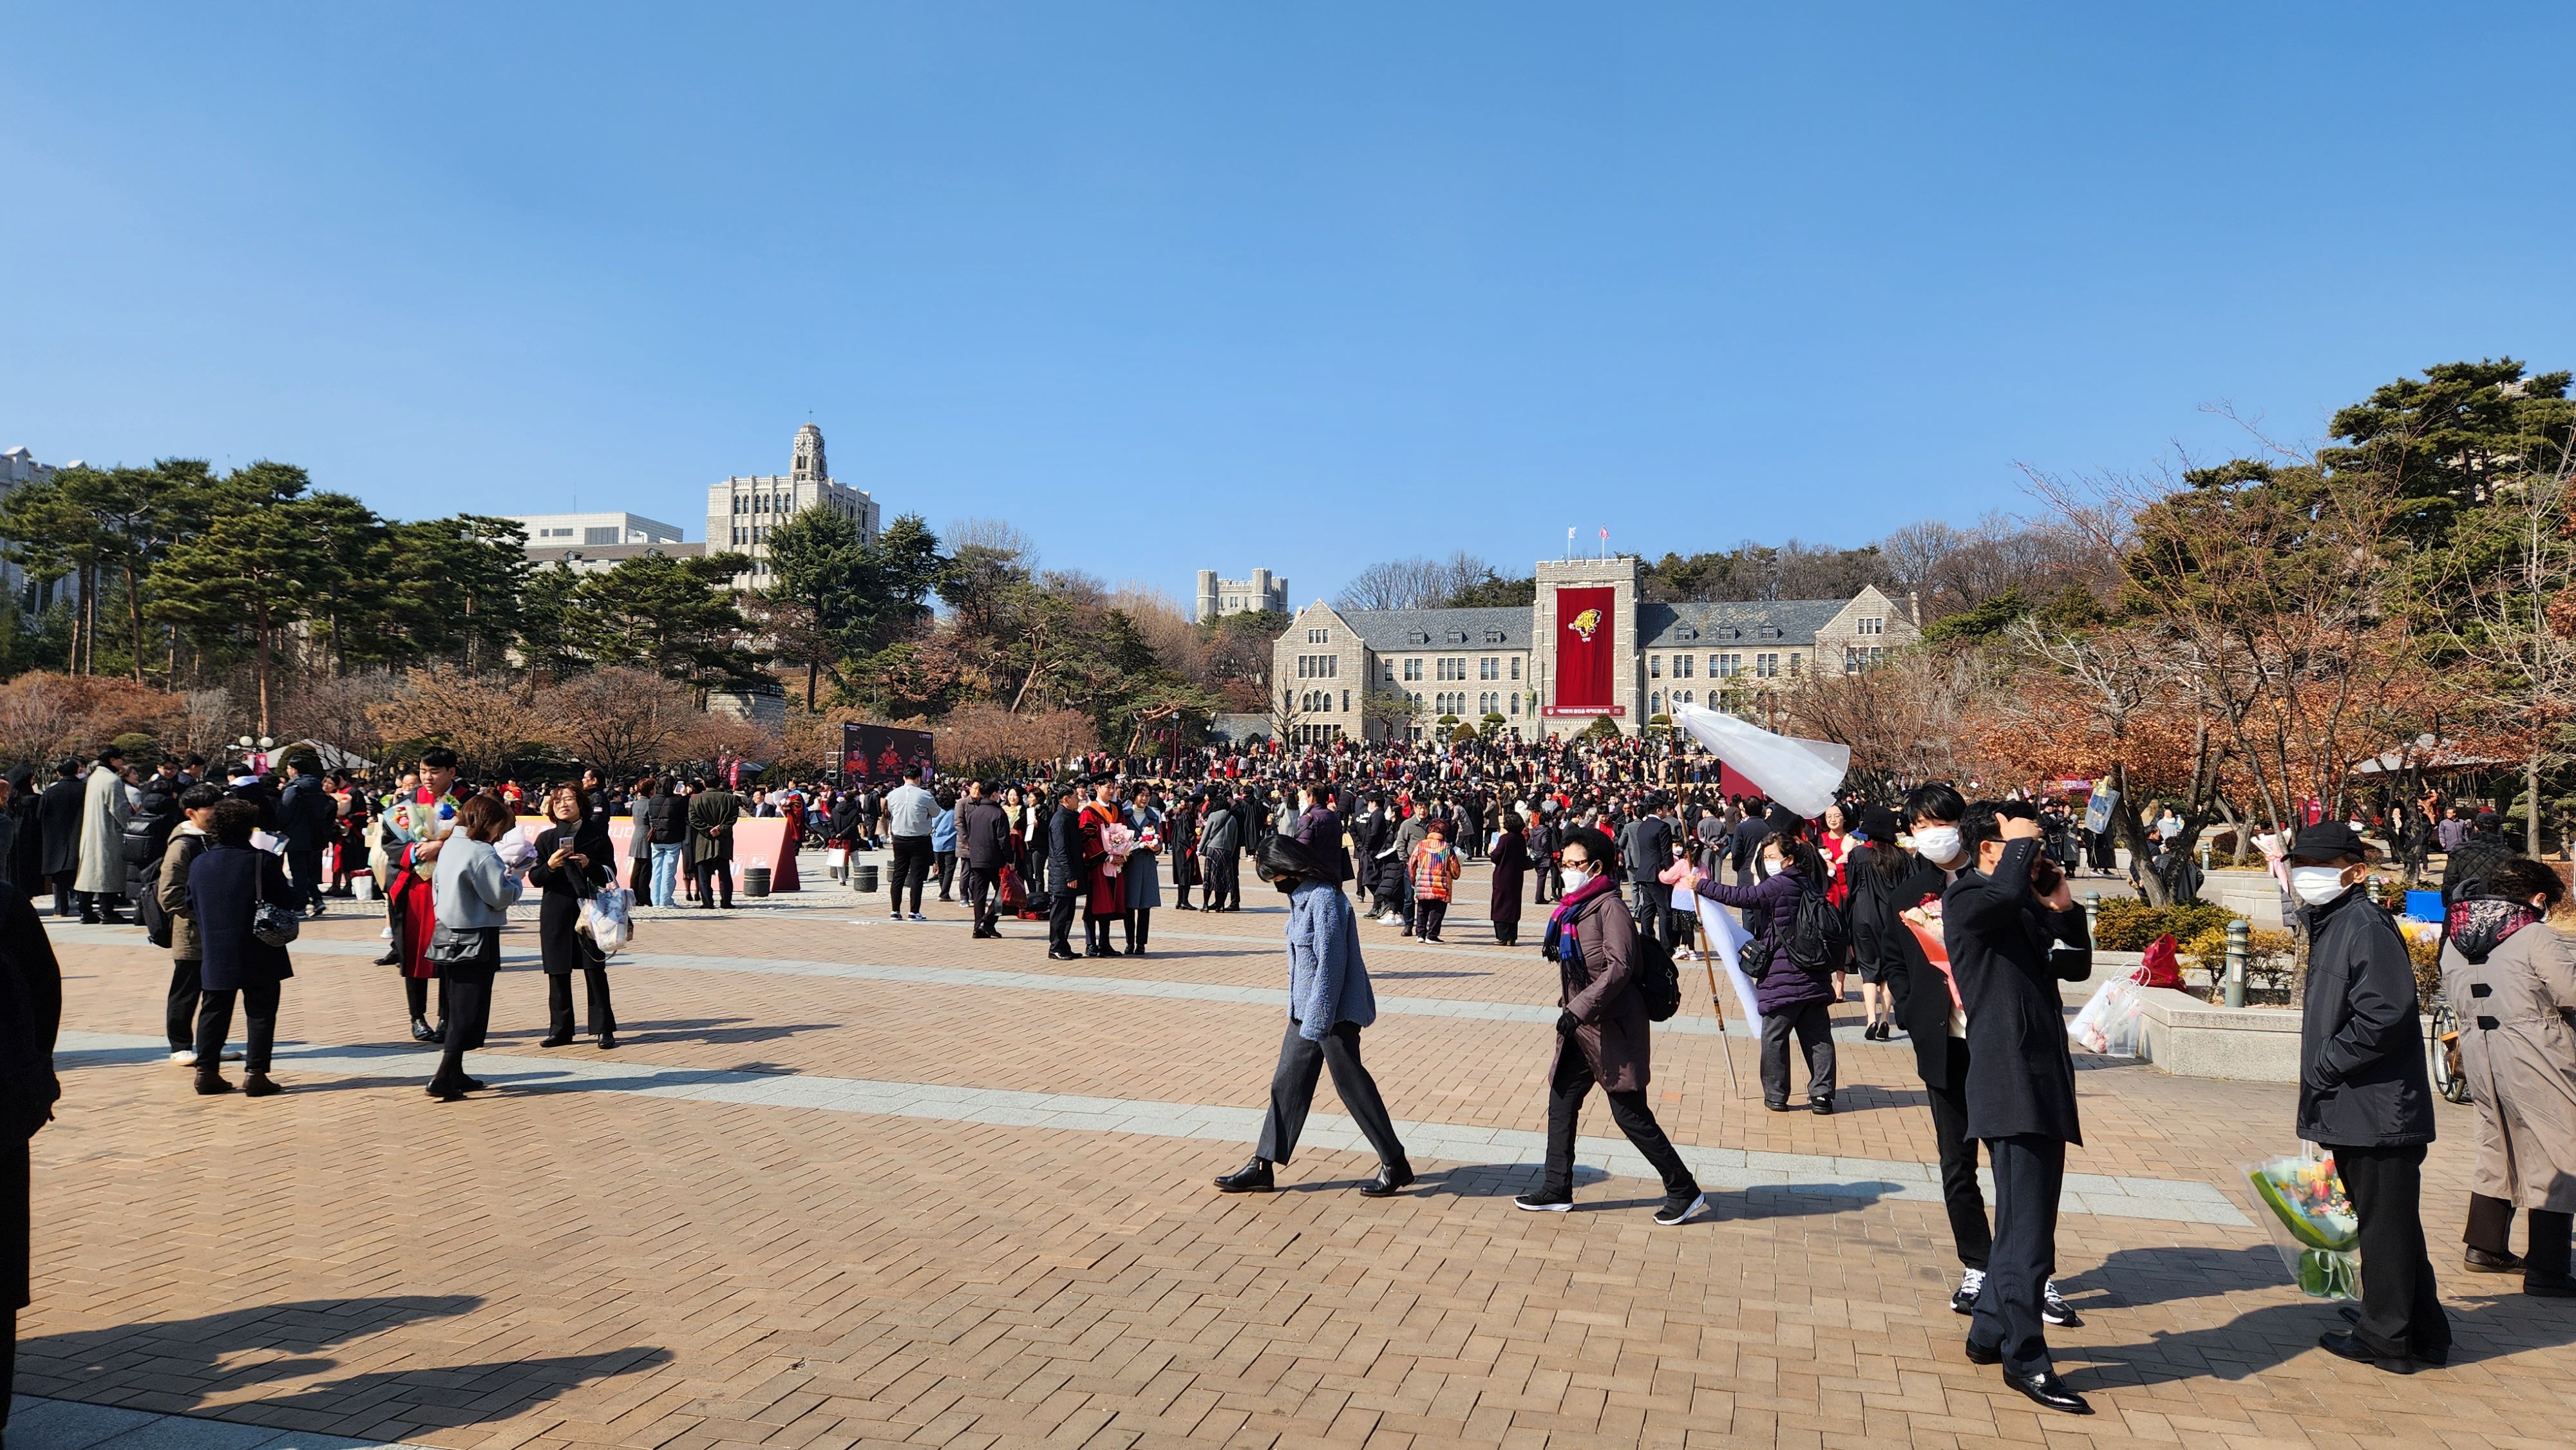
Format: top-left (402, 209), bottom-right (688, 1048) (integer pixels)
top-left (1640, 599), bottom-right (1847, 648)
top-left (1338, 607), bottom-right (1532, 651)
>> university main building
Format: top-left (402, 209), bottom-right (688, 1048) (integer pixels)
top-left (1268, 556), bottom-right (1918, 743)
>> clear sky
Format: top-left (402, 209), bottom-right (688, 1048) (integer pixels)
top-left (6, 3), bottom-right (2572, 610)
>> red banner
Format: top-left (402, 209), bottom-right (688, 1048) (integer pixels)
top-left (1553, 585), bottom-right (1616, 711)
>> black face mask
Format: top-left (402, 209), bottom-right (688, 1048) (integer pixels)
top-left (1272, 875), bottom-right (1302, 894)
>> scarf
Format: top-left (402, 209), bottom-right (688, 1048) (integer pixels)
top-left (2447, 896), bottom-right (2539, 964)
top-left (1541, 869), bottom-right (1619, 969)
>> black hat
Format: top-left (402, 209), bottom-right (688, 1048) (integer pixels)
top-left (1255, 834), bottom-right (1329, 884)
top-left (1857, 804), bottom-right (1903, 843)
top-left (2289, 821), bottom-right (2369, 862)
top-left (1765, 804), bottom-right (1806, 841)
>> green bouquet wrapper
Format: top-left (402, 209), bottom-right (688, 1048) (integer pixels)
top-left (2247, 1150), bottom-right (2360, 1301)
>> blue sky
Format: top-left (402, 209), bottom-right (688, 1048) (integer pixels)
top-left (6, 3), bottom-right (2572, 610)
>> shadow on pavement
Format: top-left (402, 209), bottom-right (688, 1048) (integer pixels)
top-left (20, 1294), bottom-right (669, 1436)
top-left (2062, 1274), bottom-right (2576, 1388)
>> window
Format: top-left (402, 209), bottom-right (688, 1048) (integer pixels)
top-left (1480, 656), bottom-right (1498, 680)
top-left (1676, 689), bottom-right (1692, 705)
top-left (1651, 690), bottom-right (1663, 715)
top-left (1675, 654), bottom-right (1694, 679)
top-left (1718, 654), bottom-right (1741, 677)
top-left (1859, 617), bottom-right (1883, 636)
top-left (1756, 653), bottom-right (1780, 678)
top-left (1708, 653), bottom-right (1723, 676)
top-left (1403, 659), bottom-right (1422, 681)
top-left (1342, 690), bottom-right (1350, 711)
top-left (1509, 693), bottom-right (1520, 716)
top-left (1649, 655), bottom-right (1663, 679)
top-left (1307, 628), bottom-right (1329, 643)
top-left (1383, 661), bottom-right (1396, 684)
top-left (1788, 654), bottom-right (1801, 677)
top-left (1510, 656), bottom-right (1522, 680)
top-left (1435, 657), bottom-right (1466, 681)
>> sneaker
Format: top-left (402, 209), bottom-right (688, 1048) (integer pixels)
top-left (889, 914), bottom-right (905, 923)
top-left (1951, 1268), bottom-right (1985, 1315)
top-left (1653, 1191), bottom-right (1712, 1226)
top-left (169, 1050), bottom-right (198, 1066)
top-left (2041, 1280), bottom-right (2081, 1328)
top-left (1513, 1190), bottom-right (1573, 1212)
top-left (909, 912), bottom-right (927, 921)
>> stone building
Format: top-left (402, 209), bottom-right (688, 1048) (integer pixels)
top-left (1268, 556), bottom-right (1918, 743)
top-left (705, 422), bottom-right (880, 589)
top-left (1195, 569), bottom-right (1287, 621)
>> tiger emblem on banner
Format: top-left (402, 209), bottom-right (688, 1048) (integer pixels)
top-left (1569, 607), bottom-right (1603, 642)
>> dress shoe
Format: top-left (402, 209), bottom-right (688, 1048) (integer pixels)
top-left (1214, 1157), bottom-right (1274, 1192)
top-left (1962, 1338), bottom-right (2001, 1366)
top-left (1097, 944), bottom-right (1124, 957)
top-left (2527, 1270), bottom-right (2576, 1297)
top-left (243, 1073), bottom-right (283, 1097)
top-left (410, 1017), bottom-right (435, 1042)
top-left (538, 1033), bottom-right (574, 1048)
top-left (2001, 1369), bottom-right (2092, 1414)
top-left (2317, 1330), bottom-right (2416, 1373)
top-left (2464, 1245), bottom-right (2524, 1274)
top-left (1358, 1162), bottom-right (1415, 1197)
top-left (426, 1022), bottom-right (446, 1044)
top-left (1810, 1098), bottom-right (1833, 1115)
top-left (427, 1083), bottom-right (468, 1102)
top-left (1765, 1100), bottom-right (1795, 1112)
top-left (462, 1075), bottom-right (488, 1091)
top-left (375, 952), bottom-right (402, 966)
top-left (597, 1033), bottom-right (618, 1050)
top-left (1048, 948), bottom-right (1081, 960)
top-left (194, 1071), bottom-right (236, 1095)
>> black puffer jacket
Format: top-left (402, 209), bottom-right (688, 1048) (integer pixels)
top-left (2297, 884), bottom-right (2435, 1148)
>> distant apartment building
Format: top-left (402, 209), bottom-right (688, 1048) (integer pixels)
top-left (706, 422), bottom-right (879, 589)
top-left (1, 446), bottom-right (77, 610)
top-left (510, 511), bottom-right (703, 574)
top-left (1195, 568), bottom-right (1287, 621)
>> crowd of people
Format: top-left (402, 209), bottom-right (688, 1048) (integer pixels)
top-left (0, 724), bottom-right (2568, 1420)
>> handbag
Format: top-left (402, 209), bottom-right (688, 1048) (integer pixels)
top-left (423, 924), bottom-right (488, 965)
top-left (251, 899), bottom-right (301, 948)
top-left (1736, 928), bottom-right (1772, 982)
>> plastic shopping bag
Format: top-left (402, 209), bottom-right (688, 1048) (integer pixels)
top-left (580, 885), bottom-right (634, 957)
top-left (2246, 1147), bottom-right (2361, 1299)
top-left (2068, 977), bottom-right (2145, 1057)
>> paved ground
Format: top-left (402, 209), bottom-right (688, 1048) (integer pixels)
top-left (22, 856), bottom-right (2576, 1448)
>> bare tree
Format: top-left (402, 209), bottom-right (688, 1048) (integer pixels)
top-left (1333, 552), bottom-right (1493, 612)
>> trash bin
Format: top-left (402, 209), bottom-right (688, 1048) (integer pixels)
top-left (743, 866), bottom-right (772, 899)
top-left (853, 863), bottom-right (879, 894)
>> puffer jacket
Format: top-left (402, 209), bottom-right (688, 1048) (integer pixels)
top-left (1692, 865), bottom-right (1834, 1013)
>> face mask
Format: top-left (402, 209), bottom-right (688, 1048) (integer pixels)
top-left (1913, 825), bottom-right (1962, 865)
top-left (2290, 865), bottom-right (2351, 905)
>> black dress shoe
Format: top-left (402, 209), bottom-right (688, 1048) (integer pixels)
top-left (597, 1033), bottom-right (617, 1050)
top-left (1810, 1098), bottom-right (1833, 1115)
top-left (427, 1084), bottom-right (467, 1102)
top-left (2317, 1330), bottom-right (2417, 1373)
top-left (2528, 1270), bottom-right (2576, 1297)
top-left (1358, 1162), bottom-right (1415, 1197)
top-left (194, 1072), bottom-right (236, 1095)
top-left (2464, 1245), bottom-right (2524, 1274)
top-left (410, 1017), bottom-right (435, 1042)
top-left (538, 1033), bottom-right (574, 1048)
top-left (1963, 1339), bottom-right (2000, 1366)
top-left (1765, 1100), bottom-right (1794, 1112)
top-left (461, 1075), bottom-right (488, 1092)
top-left (1048, 949), bottom-right (1081, 960)
top-left (375, 952), bottom-right (403, 966)
top-left (2001, 1369), bottom-right (2092, 1414)
top-left (1215, 1157), bottom-right (1274, 1193)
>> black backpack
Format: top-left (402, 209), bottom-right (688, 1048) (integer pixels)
top-left (1632, 923), bottom-right (1682, 1022)
top-left (1784, 882), bottom-right (1851, 974)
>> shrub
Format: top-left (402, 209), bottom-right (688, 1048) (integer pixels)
top-left (2181, 925), bottom-right (2297, 995)
top-left (2092, 896), bottom-right (2239, 952)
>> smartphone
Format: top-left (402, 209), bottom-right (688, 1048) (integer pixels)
top-left (2031, 853), bottom-right (2064, 896)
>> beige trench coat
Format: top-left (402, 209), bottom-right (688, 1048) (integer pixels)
top-left (2441, 925), bottom-right (2576, 1212)
top-left (73, 764), bottom-right (130, 895)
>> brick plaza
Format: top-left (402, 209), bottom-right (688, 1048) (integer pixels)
top-left (20, 858), bottom-right (2576, 1448)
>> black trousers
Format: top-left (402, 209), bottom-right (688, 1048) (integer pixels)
top-left (2327, 1142), bottom-right (2451, 1360)
top-left (194, 978), bottom-right (281, 1075)
top-left (76, 889), bottom-right (122, 920)
top-left (1048, 886), bottom-right (1079, 952)
top-left (286, 847), bottom-right (325, 912)
top-left (1542, 1046), bottom-right (1698, 1199)
top-left (1, 1138), bottom-right (20, 1434)
top-left (547, 968), bottom-right (616, 1038)
top-left (431, 946), bottom-right (499, 1093)
top-left (1630, 883), bottom-right (1670, 950)
top-left (2467, 1191), bottom-right (2574, 1280)
top-left (403, 972), bottom-right (450, 1026)
top-left (1760, 999), bottom-right (1837, 1106)
top-left (1535, 862), bottom-right (1562, 903)
top-left (889, 834), bottom-right (933, 913)
top-left (1493, 919), bottom-right (1519, 947)
top-left (1413, 898), bottom-right (1448, 940)
top-left (47, 871), bottom-right (73, 917)
top-left (934, 849), bottom-right (956, 900)
top-left (1255, 1020), bottom-right (1407, 1169)
top-left (692, 856), bottom-right (733, 908)
top-left (1969, 1134), bottom-right (2065, 1377)
top-left (1922, 1039), bottom-right (1992, 1271)
top-left (1125, 907), bottom-right (1153, 951)
top-left (963, 865), bottom-right (1001, 931)
top-left (166, 959), bottom-right (202, 1053)
top-left (1202, 854), bottom-right (1238, 910)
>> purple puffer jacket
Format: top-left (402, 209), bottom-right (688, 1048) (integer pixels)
top-left (1693, 866), bottom-right (1837, 1013)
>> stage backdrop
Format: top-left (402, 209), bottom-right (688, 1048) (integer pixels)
top-left (1548, 585), bottom-right (1619, 715)
top-left (840, 723), bottom-right (936, 785)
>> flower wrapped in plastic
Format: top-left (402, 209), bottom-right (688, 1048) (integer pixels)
top-left (2246, 1147), bottom-right (2361, 1299)
top-left (1099, 820), bottom-right (1137, 877)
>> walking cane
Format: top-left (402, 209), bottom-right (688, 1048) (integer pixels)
top-left (1696, 914), bottom-right (1742, 1095)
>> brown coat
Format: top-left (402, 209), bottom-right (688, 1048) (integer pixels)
top-left (1552, 888), bottom-right (1653, 1092)
top-left (156, 826), bottom-right (209, 963)
top-left (2441, 925), bottom-right (2576, 1212)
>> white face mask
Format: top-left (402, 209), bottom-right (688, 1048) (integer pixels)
top-left (1913, 825), bottom-right (1962, 865)
top-left (2290, 865), bottom-right (2351, 905)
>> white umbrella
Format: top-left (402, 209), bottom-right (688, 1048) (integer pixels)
top-left (1671, 703), bottom-right (1850, 818)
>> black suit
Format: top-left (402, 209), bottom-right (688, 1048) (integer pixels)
top-left (1850, 851), bottom-right (1990, 1272)
top-left (957, 800), bottom-right (1012, 933)
top-left (1044, 805), bottom-right (1084, 952)
top-left (1942, 838), bottom-right (2090, 1379)
top-left (33, 782), bottom-right (82, 917)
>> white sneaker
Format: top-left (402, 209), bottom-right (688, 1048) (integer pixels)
top-left (379, 927), bottom-right (395, 940)
top-left (1951, 1267), bottom-right (1985, 1315)
top-left (909, 912), bottom-right (927, 922)
top-left (1378, 912), bottom-right (1402, 926)
top-left (889, 914), bottom-right (904, 923)
top-left (170, 1050), bottom-right (198, 1066)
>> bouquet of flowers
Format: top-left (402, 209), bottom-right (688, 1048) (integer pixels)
top-left (2246, 1147), bottom-right (2362, 1299)
top-left (1100, 820), bottom-right (1137, 876)
top-left (1898, 896), bottom-right (1964, 1012)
